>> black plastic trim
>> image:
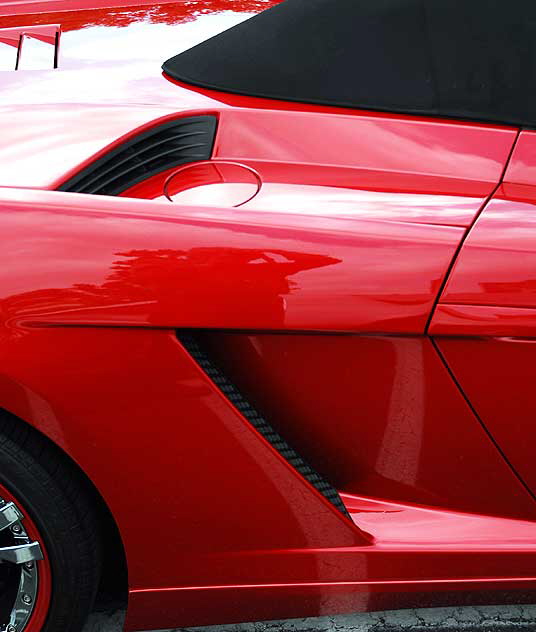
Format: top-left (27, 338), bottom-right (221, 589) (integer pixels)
top-left (177, 331), bottom-right (350, 518)
top-left (58, 115), bottom-right (217, 196)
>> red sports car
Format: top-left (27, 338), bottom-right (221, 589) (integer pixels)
top-left (1, 0), bottom-right (536, 630)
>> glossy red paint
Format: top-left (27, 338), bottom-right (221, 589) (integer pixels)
top-left (439, 130), bottom-right (536, 310)
top-left (343, 494), bottom-right (536, 547)
top-left (440, 189), bottom-right (536, 309)
top-left (430, 304), bottom-right (536, 337)
top-left (0, 326), bottom-right (367, 608)
top-left (129, 495), bottom-right (536, 629)
top-left (436, 337), bottom-right (536, 500)
top-left (160, 161), bottom-right (264, 207)
top-left (0, 0), bottom-right (281, 19)
top-left (0, 0), bottom-right (517, 204)
top-left (0, 2), bottom-right (274, 187)
top-left (11, 324), bottom-right (533, 630)
top-left (0, 23), bottom-right (59, 47)
top-left (0, 187), bottom-right (463, 333)
top-left (122, 108), bottom-right (515, 226)
top-left (502, 130), bottom-right (536, 186)
top-left (123, 168), bottom-right (489, 227)
top-left (0, 0), bottom-right (535, 629)
top-left (200, 332), bottom-right (536, 520)
top-left (213, 108), bottom-right (515, 203)
top-left (1, 179), bottom-right (535, 628)
top-left (129, 577), bottom-right (536, 632)
top-left (431, 129), bottom-right (536, 503)
top-left (0, 22), bottom-right (60, 70)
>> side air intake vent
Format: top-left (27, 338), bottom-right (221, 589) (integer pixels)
top-left (178, 332), bottom-right (350, 518)
top-left (58, 115), bottom-right (217, 196)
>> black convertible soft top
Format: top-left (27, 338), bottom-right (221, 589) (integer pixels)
top-left (163, 0), bottom-right (536, 128)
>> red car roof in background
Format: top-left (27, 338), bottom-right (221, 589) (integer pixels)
top-left (0, 0), bottom-right (281, 25)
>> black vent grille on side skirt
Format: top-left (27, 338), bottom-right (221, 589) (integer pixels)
top-left (178, 332), bottom-right (350, 518)
top-left (58, 115), bottom-right (217, 196)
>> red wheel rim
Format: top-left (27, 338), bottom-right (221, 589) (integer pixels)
top-left (0, 481), bottom-right (52, 631)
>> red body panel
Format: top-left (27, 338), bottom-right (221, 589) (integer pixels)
top-left (0, 23), bottom-right (59, 47)
top-left (1, 1), bottom-right (536, 629)
top-left (436, 337), bottom-right (536, 499)
top-left (430, 130), bottom-right (536, 506)
top-left (124, 107), bottom-right (515, 227)
top-left (0, 0), bottom-right (277, 18)
top-left (0, 2), bottom-right (516, 202)
top-left (200, 332), bottom-right (535, 519)
top-left (211, 108), bottom-right (513, 211)
top-left (440, 190), bottom-right (536, 310)
top-left (2, 182), bottom-right (536, 628)
top-left (500, 130), bottom-right (536, 186)
top-left (0, 187), bottom-right (463, 334)
top-left (438, 131), bottom-right (536, 312)
top-left (430, 304), bottom-right (536, 337)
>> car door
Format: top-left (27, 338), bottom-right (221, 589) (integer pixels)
top-left (431, 130), bottom-right (536, 498)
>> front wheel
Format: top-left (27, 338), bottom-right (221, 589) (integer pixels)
top-left (0, 414), bottom-right (101, 631)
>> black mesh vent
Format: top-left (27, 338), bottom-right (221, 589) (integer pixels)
top-left (178, 331), bottom-right (350, 518)
top-left (58, 115), bottom-right (217, 196)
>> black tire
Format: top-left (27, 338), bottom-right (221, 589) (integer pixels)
top-left (0, 411), bottom-right (102, 631)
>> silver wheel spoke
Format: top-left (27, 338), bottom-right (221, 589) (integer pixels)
top-left (0, 503), bottom-right (23, 532)
top-left (0, 495), bottom-right (41, 632)
top-left (0, 542), bottom-right (43, 565)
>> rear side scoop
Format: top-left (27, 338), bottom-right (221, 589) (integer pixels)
top-left (118, 105), bottom-right (517, 228)
top-left (344, 493), bottom-right (536, 550)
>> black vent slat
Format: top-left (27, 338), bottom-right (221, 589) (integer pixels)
top-left (177, 331), bottom-right (350, 519)
top-left (59, 115), bottom-right (217, 196)
top-left (84, 143), bottom-right (208, 195)
top-left (74, 130), bottom-right (209, 194)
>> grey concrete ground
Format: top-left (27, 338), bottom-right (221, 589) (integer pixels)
top-left (83, 604), bottom-right (536, 631)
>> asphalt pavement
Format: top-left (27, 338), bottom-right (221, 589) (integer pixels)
top-left (83, 604), bottom-right (536, 631)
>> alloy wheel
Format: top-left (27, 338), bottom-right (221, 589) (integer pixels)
top-left (0, 483), bottom-right (51, 632)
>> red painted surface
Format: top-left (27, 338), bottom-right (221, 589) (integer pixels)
top-left (436, 337), bottom-right (536, 500)
top-left (0, 0), bottom-right (281, 19)
top-left (122, 109), bottom-right (514, 227)
top-left (502, 130), bottom-right (536, 186)
top-left (123, 168), bottom-right (489, 227)
top-left (0, 2), bottom-right (281, 187)
top-left (0, 0), bottom-right (517, 202)
top-left (431, 130), bottom-right (536, 508)
top-left (430, 304), bottom-right (536, 337)
top-left (343, 494), bottom-right (536, 547)
top-left (440, 189), bottom-right (536, 309)
top-left (129, 496), bottom-right (536, 629)
top-left (440, 131), bottom-right (536, 310)
top-left (200, 332), bottom-right (536, 520)
top-left (0, 23), bottom-right (59, 46)
top-left (213, 108), bottom-right (515, 203)
top-left (121, 112), bottom-right (511, 230)
top-left (0, 327), bottom-right (370, 606)
top-left (0, 482), bottom-right (52, 631)
top-left (0, 0), bottom-right (535, 629)
top-left (0, 187), bottom-right (463, 334)
top-left (128, 576), bottom-right (536, 632)
top-left (2, 181), bottom-right (536, 627)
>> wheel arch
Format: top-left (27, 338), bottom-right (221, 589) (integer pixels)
top-left (0, 399), bottom-right (128, 605)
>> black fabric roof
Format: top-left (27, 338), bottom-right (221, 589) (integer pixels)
top-left (163, 0), bottom-right (536, 128)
